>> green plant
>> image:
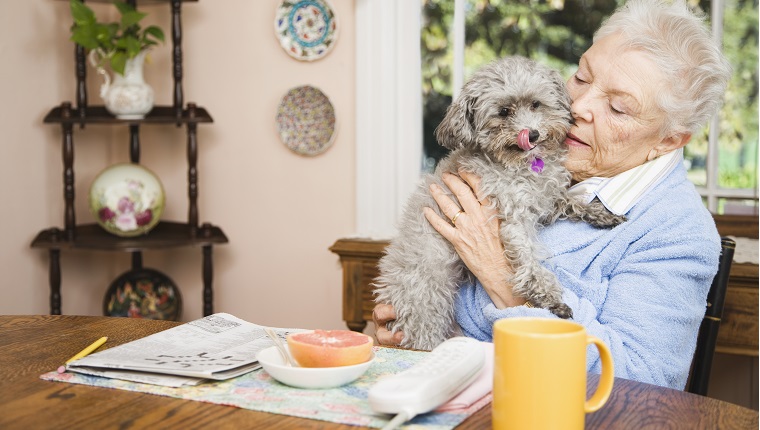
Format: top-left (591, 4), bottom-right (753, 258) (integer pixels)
top-left (69, 0), bottom-right (165, 75)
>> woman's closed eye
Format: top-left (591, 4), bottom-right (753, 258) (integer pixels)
top-left (610, 104), bottom-right (626, 115)
top-left (573, 73), bottom-right (589, 85)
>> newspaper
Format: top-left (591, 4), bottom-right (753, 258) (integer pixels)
top-left (66, 313), bottom-right (308, 387)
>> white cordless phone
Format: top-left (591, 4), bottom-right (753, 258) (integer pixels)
top-left (368, 337), bottom-right (485, 429)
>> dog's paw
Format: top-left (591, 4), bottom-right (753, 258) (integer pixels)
top-left (592, 213), bottom-right (627, 228)
top-left (549, 303), bottom-right (573, 319)
top-left (581, 200), bottom-right (627, 228)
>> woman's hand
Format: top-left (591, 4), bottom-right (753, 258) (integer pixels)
top-left (423, 171), bottom-right (526, 309)
top-left (372, 303), bottom-right (404, 346)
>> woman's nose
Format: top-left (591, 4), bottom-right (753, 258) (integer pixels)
top-left (570, 89), bottom-right (593, 123)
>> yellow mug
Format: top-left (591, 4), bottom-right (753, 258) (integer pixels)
top-left (492, 317), bottom-right (614, 430)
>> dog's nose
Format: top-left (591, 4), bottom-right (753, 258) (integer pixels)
top-left (528, 129), bottom-right (540, 143)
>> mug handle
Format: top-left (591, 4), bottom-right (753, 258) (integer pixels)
top-left (585, 335), bottom-right (615, 413)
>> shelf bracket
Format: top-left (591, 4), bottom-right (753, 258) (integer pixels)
top-left (49, 248), bottom-right (61, 315)
top-left (171, 0), bottom-right (184, 124)
top-left (61, 103), bottom-right (76, 240)
top-left (203, 244), bottom-right (213, 316)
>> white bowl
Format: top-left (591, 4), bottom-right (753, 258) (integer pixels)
top-left (256, 345), bottom-right (374, 389)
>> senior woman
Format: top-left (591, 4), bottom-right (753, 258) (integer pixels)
top-left (373, 0), bottom-right (732, 391)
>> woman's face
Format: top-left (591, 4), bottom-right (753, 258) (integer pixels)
top-left (565, 33), bottom-right (681, 182)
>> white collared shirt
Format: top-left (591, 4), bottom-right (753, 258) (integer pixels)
top-left (568, 149), bottom-right (683, 216)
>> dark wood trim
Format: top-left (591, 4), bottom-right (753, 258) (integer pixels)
top-left (714, 214), bottom-right (759, 239)
top-left (43, 105), bottom-right (213, 125)
top-left (31, 222), bottom-right (228, 252)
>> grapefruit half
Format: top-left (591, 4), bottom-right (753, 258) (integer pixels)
top-left (286, 330), bottom-right (373, 368)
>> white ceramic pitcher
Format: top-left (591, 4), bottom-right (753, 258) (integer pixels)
top-left (90, 49), bottom-right (155, 119)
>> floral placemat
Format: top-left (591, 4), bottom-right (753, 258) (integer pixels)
top-left (41, 347), bottom-right (490, 429)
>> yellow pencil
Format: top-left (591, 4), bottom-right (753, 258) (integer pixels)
top-left (57, 336), bottom-right (108, 373)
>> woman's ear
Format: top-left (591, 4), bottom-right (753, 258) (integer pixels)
top-left (434, 92), bottom-right (478, 150)
top-left (648, 132), bottom-right (691, 161)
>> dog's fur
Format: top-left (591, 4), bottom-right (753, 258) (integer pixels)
top-left (373, 56), bottom-right (626, 350)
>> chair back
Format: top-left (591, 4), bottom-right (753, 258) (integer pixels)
top-left (686, 237), bottom-right (736, 395)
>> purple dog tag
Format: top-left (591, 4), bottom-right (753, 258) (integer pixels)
top-left (531, 158), bottom-right (544, 173)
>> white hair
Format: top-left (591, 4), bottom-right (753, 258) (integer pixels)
top-left (595, 0), bottom-right (732, 136)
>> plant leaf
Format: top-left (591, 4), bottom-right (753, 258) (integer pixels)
top-left (110, 51), bottom-right (127, 75)
top-left (68, 0), bottom-right (164, 62)
top-left (69, 0), bottom-right (95, 26)
top-left (113, 1), bottom-right (135, 15)
top-left (92, 24), bottom-right (116, 51)
top-left (126, 36), bottom-right (142, 57)
top-left (143, 26), bottom-right (165, 43)
top-left (121, 11), bottom-right (147, 30)
top-left (70, 26), bottom-right (99, 50)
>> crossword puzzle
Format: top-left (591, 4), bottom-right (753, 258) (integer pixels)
top-left (144, 352), bottom-right (246, 368)
top-left (188, 314), bottom-right (242, 334)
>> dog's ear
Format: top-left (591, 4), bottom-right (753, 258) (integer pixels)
top-left (549, 69), bottom-right (573, 121)
top-left (434, 93), bottom-right (478, 150)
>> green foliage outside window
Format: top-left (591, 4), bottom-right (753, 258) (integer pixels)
top-left (421, 0), bottom-right (758, 199)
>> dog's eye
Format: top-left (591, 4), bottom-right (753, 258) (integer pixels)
top-left (531, 101), bottom-right (541, 110)
top-left (499, 107), bottom-right (511, 117)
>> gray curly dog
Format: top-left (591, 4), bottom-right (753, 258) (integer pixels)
top-left (373, 56), bottom-right (626, 350)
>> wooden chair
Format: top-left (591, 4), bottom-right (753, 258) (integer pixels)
top-left (687, 237), bottom-right (736, 396)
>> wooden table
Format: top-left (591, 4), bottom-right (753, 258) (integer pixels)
top-left (0, 315), bottom-right (756, 429)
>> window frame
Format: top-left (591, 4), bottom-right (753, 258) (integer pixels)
top-left (354, 0), bottom-right (757, 238)
top-left (355, 0), bottom-right (422, 238)
top-left (698, 0), bottom-right (758, 211)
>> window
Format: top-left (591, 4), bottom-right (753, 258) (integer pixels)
top-left (421, 0), bottom-right (758, 215)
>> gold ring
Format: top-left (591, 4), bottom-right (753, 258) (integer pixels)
top-left (451, 210), bottom-right (464, 226)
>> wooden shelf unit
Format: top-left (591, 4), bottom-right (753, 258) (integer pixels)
top-left (33, 0), bottom-right (227, 318)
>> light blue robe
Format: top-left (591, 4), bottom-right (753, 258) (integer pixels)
top-left (454, 162), bottom-right (720, 390)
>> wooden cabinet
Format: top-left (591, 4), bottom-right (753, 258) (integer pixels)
top-left (713, 215), bottom-right (759, 357)
top-left (331, 215), bottom-right (758, 356)
top-left (329, 239), bottom-right (388, 332)
top-left (32, 0), bottom-right (227, 317)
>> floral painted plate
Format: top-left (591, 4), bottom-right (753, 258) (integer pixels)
top-left (89, 163), bottom-right (165, 237)
top-left (276, 85), bottom-right (337, 156)
top-left (103, 268), bottom-right (182, 321)
top-left (275, 0), bottom-right (338, 61)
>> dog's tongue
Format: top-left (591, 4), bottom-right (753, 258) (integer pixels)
top-left (517, 129), bottom-right (535, 151)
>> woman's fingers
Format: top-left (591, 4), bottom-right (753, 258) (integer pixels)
top-left (442, 172), bottom-right (481, 216)
top-left (429, 180), bottom-right (462, 222)
top-left (372, 303), bottom-right (395, 325)
top-left (376, 328), bottom-right (405, 346)
top-left (372, 303), bottom-right (404, 346)
top-left (424, 207), bottom-right (456, 242)
top-left (425, 170), bottom-right (518, 308)
top-left (459, 170), bottom-right (491, 206)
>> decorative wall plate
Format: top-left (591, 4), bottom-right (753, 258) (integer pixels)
top-left (276, 85), bottom-right (337, 156)
top-left (89, 163), bottom-right (165, 237)
top-left (103, 268), bottom-right (182, 321)
top-left (275, 0), bottom-right (338, 61)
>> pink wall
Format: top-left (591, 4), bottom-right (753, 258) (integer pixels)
top-left (0, 0), bottom-right (356, 331)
